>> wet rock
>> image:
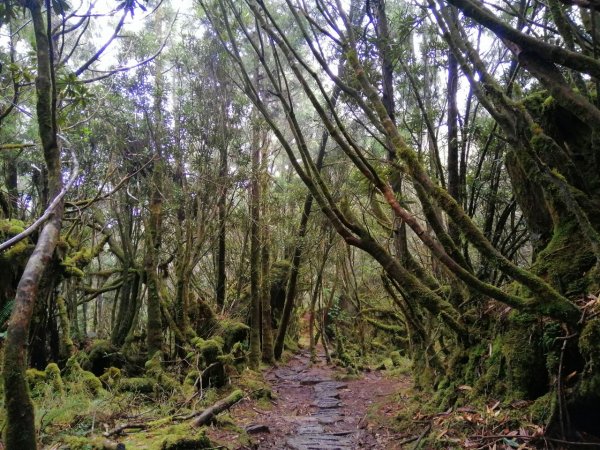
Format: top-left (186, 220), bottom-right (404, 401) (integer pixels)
top-left (245, 424), bottom-right (270, 434)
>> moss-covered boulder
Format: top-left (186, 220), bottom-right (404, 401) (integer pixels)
top-left (118, 376), bottom-right (155, 393)
top-left (99, 367), bottom-right (122, 389)
top-left (25, 362), bottom-right (65, 396)
top-left (219, 320), bottom-right (250, 353)
top-left (65, 357), bottom-right (104, 396)
top-left (191, 338), bottom-right (227, 387)
top-left (45, 362), bottom-right (65, 395)
top-left (158, 425), bottom-right (212, 450)
top-left (160, 433), bottom-right (212, 450)
top-left (145, 352), bottom-right (181, 394)
top-left (85, 339), bottom-right (122, 375)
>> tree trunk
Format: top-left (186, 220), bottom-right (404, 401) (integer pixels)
top-left (4, 2), bottom-right (63, 448)
top-left (216, 117), bottom-right (228, 310)
top-left (249, 107), bottom-right (262, 369)
top-left (446, 24), bottom-right (461, 244)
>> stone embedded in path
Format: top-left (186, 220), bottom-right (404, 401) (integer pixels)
top-left (299, 377), bottom-right (330, 386)
top-left (314, 381), bottom-right (348, 391)
top-left (313, 398), bottom-right (342, 408)
top-left (296, 423), bottom-right (324, 434)
top-left (315, 409), bottom-right (343, 425)
top-left (286, 432), bottom-right (354, 450)
top-left (284, 377), bottom-right (354, 448)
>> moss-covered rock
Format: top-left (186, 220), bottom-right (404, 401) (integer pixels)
top-left (159, 427), bottom-right (212, 450)
top-left (25, 362), bottom-right (65, 396)
top-left (65, 357), bottom-right (104, 396)
top-left (45, 362), bottom-right (65, 395)
top-left (219, 320), bottom-right (250, 353)
top-left (118, 377), bottom-right (155, 393)
top-left (144, 352), bottom-right (181, 394)
top-left (86, 339), bottom-right (121, 375)
top-left (190, 338), bottom-right (227, 388)
top-left (25, 368), bottom-right (48, 394)
top-left (99, 367), bottom-right (122, 389)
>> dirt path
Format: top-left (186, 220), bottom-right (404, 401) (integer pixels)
top-left (211, 350), bottom-right (409, 449)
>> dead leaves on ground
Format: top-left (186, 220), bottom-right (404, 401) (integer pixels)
top-left (413, 400), bottom-right (546, 449)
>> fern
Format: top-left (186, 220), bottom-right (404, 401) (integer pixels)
top-left (0, 299), bottom-right (15, 325)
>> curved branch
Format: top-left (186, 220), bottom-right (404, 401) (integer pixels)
top-left (0, 149), bottom-right (79, 253)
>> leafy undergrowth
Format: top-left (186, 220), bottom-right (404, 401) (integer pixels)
top-left (0, 363), bottom-right (269, 449)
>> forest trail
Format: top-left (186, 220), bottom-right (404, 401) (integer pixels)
top-left (209, 349), bottom-right (409, 449)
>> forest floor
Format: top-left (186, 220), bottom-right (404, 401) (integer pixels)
top-left (207, 348), bottom-right (411, 449)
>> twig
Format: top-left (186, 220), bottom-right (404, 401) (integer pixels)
top-left (414, 423), bottom-right (432, 450)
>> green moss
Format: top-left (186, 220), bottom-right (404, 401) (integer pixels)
top-left (389, 351), bottom-right (402, 367)
top-left (61, 261), bottom-right (86, 278)
top-left (56, 296), bottom-right (76, 358)
top-left (118, 377), bottom-right (155, 393)
top-left (144, 352), bottom-right (181, 393)
top-left (45, 363), bottom-right (64, 395)
top-left (0, 219), bottom-right (26, 236)
top-left (236, 368), bottom-right (272, 399)
top-left (190, 338), bottom-right (227, 387)
top-left (193, 338), bottom-right (223, 363)
top-left (60, 435), bottom-right (117, 450)
top-left (98, 367), bottom-right (121, 388)
top-left (579, 319), bottom-right (600, 365)
top-left (3, 240), bottom-right (34, 263)
top-left (160, 432), bottom-right (212, 450)
top-left (86, 339), bottom-right (120, 375)
top-left (501, 314), bottom-right (547, 400)
top-left (534, 218), bottom-right (595, 297)
top-left (219, 320), bottom-right (250, 353)
top-left (25, 363), bottom-right (65, 396)
top-left (183, 369), bottom-right (199, 396)
top-left (25, 368), bottom-right (47, 394)
top-left (65, 357), bottom-right (104, 396)
top-left (365, 317), bottom-right (404, 334)
top-left (529, 391), bottom-right (556, 423)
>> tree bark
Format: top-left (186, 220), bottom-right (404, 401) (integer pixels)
top-left (4, 2), bottom-right (63, 448)
top-left (249, 105), bottom-right (262, 369)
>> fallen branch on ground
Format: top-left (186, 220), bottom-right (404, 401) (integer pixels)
top-left (190, 389), bottom-right (244, 427)
top-left (103, 422), bottom-right (148, 437)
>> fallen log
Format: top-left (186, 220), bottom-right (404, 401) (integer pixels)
top-left (191, 389), bottom-right (244, 427)
top-left (103, 422), bottom-right (148, 437)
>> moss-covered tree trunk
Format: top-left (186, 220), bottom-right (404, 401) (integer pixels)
top-left (249, 103), bottom-right (262, 369)
top-left (3, 2), bottom-right (63, 448)
top-left (260, 151), bottom-right (274, 363)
